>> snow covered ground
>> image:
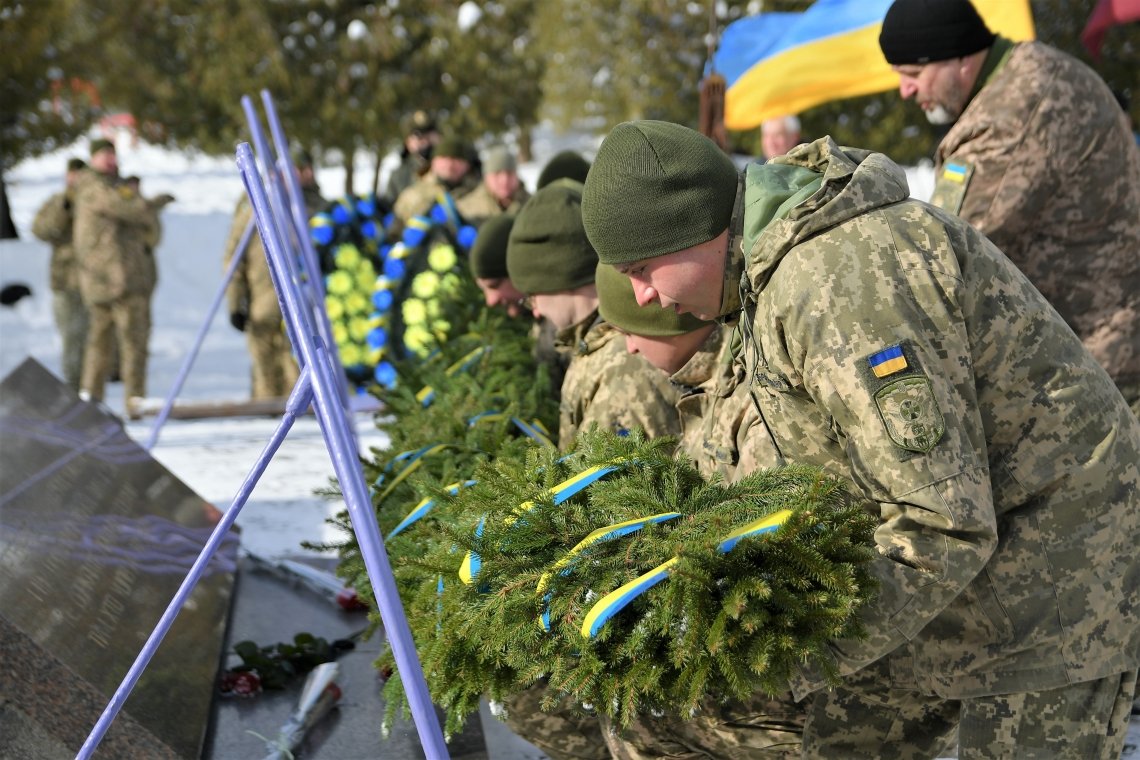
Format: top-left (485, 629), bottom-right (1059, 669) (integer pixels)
top-left (1, 128), bottom-right (1134, 759)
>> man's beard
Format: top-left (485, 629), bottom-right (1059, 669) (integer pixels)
top-left (924, 105), bottom-right (958, 125)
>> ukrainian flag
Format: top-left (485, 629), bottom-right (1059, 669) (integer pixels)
top-left (716, 0), bottom-right (1035, 130)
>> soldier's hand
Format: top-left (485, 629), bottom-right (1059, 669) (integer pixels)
top-left (230, 311), bottom-right (248, 332)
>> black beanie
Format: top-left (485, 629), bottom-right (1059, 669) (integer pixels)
top-left (879, 0), bottom-right (995, 65)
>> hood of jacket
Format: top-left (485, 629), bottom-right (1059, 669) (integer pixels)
top-left (741, 136), bottom-right (911, 292)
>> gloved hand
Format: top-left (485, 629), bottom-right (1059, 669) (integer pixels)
top-left (230, 311), bottom-right (248, 332)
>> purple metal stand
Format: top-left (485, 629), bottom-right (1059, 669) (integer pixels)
top-left (143, 218), bottom-right (254, 450)
top-left (79, 121), bottom-right (447, 758)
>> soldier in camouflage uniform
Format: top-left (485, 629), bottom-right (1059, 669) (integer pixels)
top-left (223, 150), bottom-right (325, 399)
top-left (469, 214), bottom-right (568, 399)
top-left (32, 158), bottom-right (89, 392)
top-left (583, 121), bottom-right (1140, 759)
top-left (507, 180), bottom-right (681, 450)
top-left (384, 110), bottom-right (439, 204)
top-left (595, 264), bottom-right (807, 759)
top-left (393, 135), bottom-right (480, 224)
top-left (456, 144), bottom-right (531, 226)
top-left (880, 0), bottom-right (1140, 414)
top-left (72, 139), bottom-right (156, 417)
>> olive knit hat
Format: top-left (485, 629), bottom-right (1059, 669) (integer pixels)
top-left (537, 150), bottom-right (592, 189)
top-left (469, 214), bottom-right (515, 280)
top-left (879, 0), bottom-right (995, 65)
top-left (596, 263), bottom-right (708, 337)
top-left (435, 135), bottom-right (472, 161)
top-left (483, 145), bottom-right (517, 174)
top-left (506, 180), bottom-right (598, 295)
top-left (582, 120), bottom-right (738, 266)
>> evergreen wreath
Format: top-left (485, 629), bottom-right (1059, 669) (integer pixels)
top-left (377, 428), bottom-right (878, 736)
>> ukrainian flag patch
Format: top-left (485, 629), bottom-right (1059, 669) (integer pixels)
top-left (868, 345), bottom-right (908, 378)
top-left (943, 163), bottom-right (968, 183)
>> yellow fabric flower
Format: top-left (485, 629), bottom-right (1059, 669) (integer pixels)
top-left (428, 244), bottom-right (458, 273)
top-left (402, 298), bottom-right (427, 325)
top-left (335, 243), bottom-right (362, 270)
top-left (412, 270), bottom-right (441, 299)
top-left (326, 270), bottom-right (353, 296)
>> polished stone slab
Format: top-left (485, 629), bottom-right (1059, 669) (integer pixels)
top-left (0, 358), bottom-right (239, 759)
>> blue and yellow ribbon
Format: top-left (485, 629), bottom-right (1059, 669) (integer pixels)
top-left (459, 460), bottom-right (629, 585)
top-left (415, 345), bottom-right (489, 407)
top-left (387, 479), bottom-right (478, 539)
top-left (372, 443), bottom-right (457, 501)
top-left (537, 512), bottom-right (682, 632)
top-left (580, 509), bottom-right (793, 639)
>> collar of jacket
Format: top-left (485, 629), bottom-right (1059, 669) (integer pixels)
top-left (719, 174), bottom-right (747, 321)
top-left (555, 308), bottom-right (606, 355)
top-left (742, 136), bottom-right (909, 292)
top-left (967, 35), bottom-right (1017, 107)
top-left (670, 324), bottom-right (726, 391)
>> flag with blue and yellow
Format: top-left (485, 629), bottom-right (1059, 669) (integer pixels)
top-left (714, 0), bottom-right (1035, 130)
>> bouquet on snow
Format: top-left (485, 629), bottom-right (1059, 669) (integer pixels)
top-left (379, 428), bottom-right (879, 735)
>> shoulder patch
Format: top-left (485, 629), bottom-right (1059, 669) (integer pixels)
top-left (860, 341), bottom-right (945, 454)
top-left (929, 160), bottom-right (974, 214)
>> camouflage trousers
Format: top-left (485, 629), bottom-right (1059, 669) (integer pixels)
top-left (52, 287), bottom-right (88, 393)
top-left (246, 320), bottom-right (299, 399)
top-left (600, 691), bottom-right (805, 759)
top-left (803, 659), bottom-right (1138, 760)
top-left (81, 293), bottom-right (150, 404)
top-left (498, 681), bottom-right (611, 760)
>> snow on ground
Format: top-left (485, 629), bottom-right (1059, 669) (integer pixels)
top-left (2, 128), bottom-right (1134, 758)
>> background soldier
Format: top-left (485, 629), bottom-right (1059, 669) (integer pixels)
top-left (456, 144), bottom-right (530, 225)
top-left (879, 0), bottom-right (1140, 413)
top-left (760, 114), bottom-right (803, 160)
top-left (223, 148), bottom-right (325, 399)
top-left (393, 135), bottom-right (480, 223)
top-left (31, 157), bottom-right (89, 392)
top-left (385, 109), bottom-right (439, 203)
top-left (72, 139), bottom-right (155, 418)
top-left (582, 120), bottom-right (1140, 759)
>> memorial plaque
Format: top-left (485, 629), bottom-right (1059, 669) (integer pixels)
top-left (0, 358), bottom-right (239, 759)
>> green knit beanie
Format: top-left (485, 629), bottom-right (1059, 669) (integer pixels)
top-left (90, 138), bottom-right (115, 156)
top-left (436, 135), bottom-right (472, 160)
top-left (469, 214), bottom-right (515, 279)
top-left (582, 120), bottom-right (739, 266)
top-left (596, 263), bottom-right (708, 337)
top-left (506, 180), bottom-right (598, 295)
top-left (537, 150), bottom-right (591, 189)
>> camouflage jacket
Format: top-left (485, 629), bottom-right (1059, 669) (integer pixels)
top-left (673, 324), bottom-right (780, 484)
top-left (385, 151), bottom-right (428, 204)
top-left (393, 172), bottom-right (480, 223)
top-left (456, 183), bottom-right (531, 226)
top-left (71, 170), bottom-right (153, 304)
top-left (223, 184), bottom-right (325, 325)
top-left (929, 38), bottom-right (1140, 382)
top-left (31, 190), bottom-right (79, 292)
top-left (733, 137), bottom-right (1140, 699)
top-left (556, 311), bottom-right (681, 450)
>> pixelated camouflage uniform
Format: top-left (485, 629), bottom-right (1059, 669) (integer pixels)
top-left (71, 169), bottom-right (154, 406)
top-left (223, 184), bottom-right (325, 399)
top-left (600, 326), bottom-right (807, 759)
top-left (927, 38), bottom-right (1140, 413)
top-left (32, 189), bottom-right (88, 392)
top-left (455, 182), bottom-right (531, 226)
top-left (730, 137), bottom-right (1139, 757)
top-left (393, 171), bottom-right (480, 224)
top-left (556, 312), bottom-right (681, 450)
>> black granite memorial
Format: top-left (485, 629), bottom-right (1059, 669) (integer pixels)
top-left (0, 358), bottom-right (239, 759)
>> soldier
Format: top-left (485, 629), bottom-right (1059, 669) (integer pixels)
top-left (456, 144), bottom-right (531, 225)
top-left (223, 148), bottom-right (325, 399)
top-left (72, 139), bottom-right (156, 418)
top-left (506, 180), bottom-right (681, 449)
top-left (879, 0), bottom-right (1140, 413)
top-left (393, 135), bottom-right (480, 224)
top-left (537, 150), bottom-right (592, 191)
top-left (582, 120), bottom-right (1140, 758)
top-left (470, 213), bottom-right (568, 399)
top-left (385, 110), bottom-right (439, 203)
top-left (32, 157), bottom-right (89, 392)
top-left (594, 263), bottom-right (807, 759)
